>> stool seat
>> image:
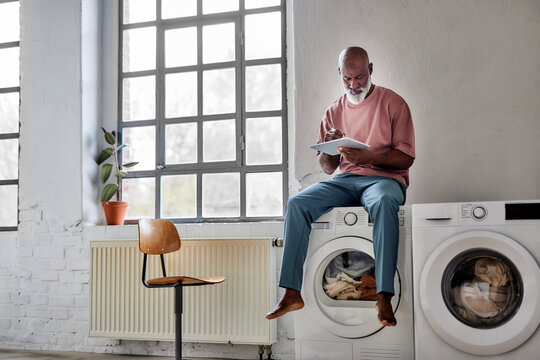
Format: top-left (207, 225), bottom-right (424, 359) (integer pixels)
top-left (147, 276), bottom-right (225, 286)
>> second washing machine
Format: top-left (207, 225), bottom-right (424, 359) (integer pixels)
top-left (294, 206), bottom-right (413, 360)
top-left (412, 201), bottom-right (540, 360)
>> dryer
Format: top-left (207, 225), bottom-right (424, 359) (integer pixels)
top-left (295, 206), bottom-right (413, 360)
top-left (412, 201), bottom-right (540, 359)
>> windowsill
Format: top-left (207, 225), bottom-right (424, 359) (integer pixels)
top-left (83, 221), bottom-right (284, 241)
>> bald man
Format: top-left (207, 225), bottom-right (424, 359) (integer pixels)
top-left (266, 47), bottom-right (415, 326)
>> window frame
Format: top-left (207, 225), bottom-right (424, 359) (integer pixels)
top-left (0, 0), bottom-right (20, 231)
top-left (118, 0), bottom-right (288, 223)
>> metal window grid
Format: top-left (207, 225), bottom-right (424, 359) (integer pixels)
top-left (118, 0), bottom-right (288, 223)
top-left (0, 0), bottom-right (20, 231)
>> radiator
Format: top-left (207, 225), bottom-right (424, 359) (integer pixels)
top-left (89, 238), bottom-right (277, 345)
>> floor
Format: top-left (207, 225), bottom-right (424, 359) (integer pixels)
top-left (0, 350), bottom-right (224, 360)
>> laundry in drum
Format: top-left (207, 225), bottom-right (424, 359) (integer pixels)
top-left (449, 256), bottom-right (520, 326)
top-left (322, 251), bottom-right (378, 301)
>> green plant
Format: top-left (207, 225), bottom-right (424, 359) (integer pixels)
top-left (96, 127), bottom-right (138, 202)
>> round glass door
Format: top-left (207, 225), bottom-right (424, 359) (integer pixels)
top-left (419, 231), bottom-right (540, 355)
top-left (442, 249), bottom-right (522, 329)
top-left (303, 236), bottom-right (401, 338)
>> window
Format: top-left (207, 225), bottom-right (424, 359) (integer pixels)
top-left (0, 0), bottom-right (20, 231)
top-left (119, 0), bottom-right (287, 222)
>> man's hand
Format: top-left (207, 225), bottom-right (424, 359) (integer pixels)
top-left (318, 128), bottom-right (344, 174)
top-left (324, 128), bottom-right (345, 142)
top-left (338, 147), bottom-right (373, 165)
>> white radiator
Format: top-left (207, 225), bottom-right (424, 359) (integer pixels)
top-left (89, 238), bottom-right (277, 345)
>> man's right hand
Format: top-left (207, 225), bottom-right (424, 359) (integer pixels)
top-left (319, 128), bottom-right (343, 174)
top-left (324, 128), bottom-right (345, 142)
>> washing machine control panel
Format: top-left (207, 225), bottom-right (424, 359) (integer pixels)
top-left (332, 207), bottom-right (407, 230)
top-left (334, 208), bottom-right (368, 229)
top-left (461, 203), bottom-right (488, 221)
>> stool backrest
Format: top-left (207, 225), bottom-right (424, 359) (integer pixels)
top-left (138, 219), bottom-right (181, 255)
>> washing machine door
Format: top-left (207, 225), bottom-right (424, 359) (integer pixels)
top-left (420, 230), bottom-right (540, 355)
top-left (303, 235), bottom-right (401, 338)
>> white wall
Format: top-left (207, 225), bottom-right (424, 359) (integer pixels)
top-left (292, 0), bottom-right (540, 202)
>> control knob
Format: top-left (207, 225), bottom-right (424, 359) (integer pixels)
top-left (344, 212), bottom-right (358, 226)
top-left (472, 205), bottom-right (487, 220)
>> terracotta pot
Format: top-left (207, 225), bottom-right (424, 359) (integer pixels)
top-left (102, 201), bottom-right (128, 225)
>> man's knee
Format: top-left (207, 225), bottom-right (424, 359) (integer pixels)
top-left (284, 192), bottom-right (310, 216)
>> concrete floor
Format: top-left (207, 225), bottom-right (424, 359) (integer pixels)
top-left (0, 350), bottom-right (225, 360)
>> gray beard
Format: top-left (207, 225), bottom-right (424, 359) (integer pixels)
top-left (345, 76), bottom-right (372, 105)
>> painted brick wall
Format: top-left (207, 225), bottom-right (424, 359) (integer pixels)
top-left (0, 219), bottom-right (294, 359)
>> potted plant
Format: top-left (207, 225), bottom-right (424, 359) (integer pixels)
top-left (96, 127), bottom-right (138, 225)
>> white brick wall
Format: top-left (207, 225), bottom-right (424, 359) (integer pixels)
top-left (0, 218), bottom-right (295, 360)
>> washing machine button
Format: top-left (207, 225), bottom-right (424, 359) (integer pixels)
top-left (472, 205), bottom-right (487, 220)
top-left (344, 212), bottom-right (358, 226)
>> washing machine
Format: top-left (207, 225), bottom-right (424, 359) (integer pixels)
top-left (412, 201), bottom-right (540, 359)
top-left (295, 206), bottom-right (414, 360)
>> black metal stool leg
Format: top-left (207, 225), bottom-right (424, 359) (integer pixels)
top-left (175, 285), bottom-right (183, 360)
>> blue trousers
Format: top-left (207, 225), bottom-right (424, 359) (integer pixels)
top-left (279, 174), bottom-right (406, 295)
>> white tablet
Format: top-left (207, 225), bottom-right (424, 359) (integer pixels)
top-left (310, 137), bottom-right (370, 156)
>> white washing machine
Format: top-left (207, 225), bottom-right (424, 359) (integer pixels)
top-left (412, 201), bottom-right (540, 359)
top-left (295, 206), bottom-right (414, 360)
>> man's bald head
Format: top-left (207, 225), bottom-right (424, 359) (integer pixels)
top-left (338, 47), bottom-right (373, 104)
top-left (338, 47), bottom-right (370, 72)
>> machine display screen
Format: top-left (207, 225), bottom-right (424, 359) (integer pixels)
top-left (505, 203), bottom-right (540, 220)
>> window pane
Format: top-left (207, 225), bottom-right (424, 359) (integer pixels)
top-left (0, 2), bottom-right (20, 42)
top-left (123, 177), bottom-right (155, 219)
top-left (123, 27), bottom-right (156, 72)
top-left (0, 185), bottom-right (17, 227)
top-left (202, 173), bottom-right (239, 217)
top-left (122, 126), bottom-right (155, 171)
top-left (246, 172), bottom-right (282, 217)
top-left (166, 123), bottom-right (197, 164)
top-left (245, 0), bottom-right (280, 9)
top-left (246, 117), bottom-right (281, 165)
top-left (203, 119), bottom-right (235, 162)
top-left (202, 0), bottom-right (238, 14)
top-left (203, 68), bottom-right (235, 115)
top-left (203, 23), bottom-right (235, 64)
top-left (123, 0), bottom-right (156, 24)
top-left (0, 48), bottom-right (19, 88)
top-left (0, 139), bottom-right (18, 180)
top-left (0, 92), bottom-right (19, 134)
top-left (122, 76), bottom-right (155, 121)
top-left (245, 12), bottom-right (281, 60)
top-left (245, 64), bottom-right (281, 112)
top-left (165, 27), bottom-right (197, 67)
top-left (166, 72), bottom-right (197, 118)
top-left (161, 174), bottom-right (197, 218)
top-left (162, 0), bottom-right (197, 19)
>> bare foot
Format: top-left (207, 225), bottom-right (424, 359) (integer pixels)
top-left (266, 288), bottom-right (304, 319)
top-left (375, 292), bottom-right (397, 326)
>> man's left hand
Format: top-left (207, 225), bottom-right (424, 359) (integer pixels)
top-left (338, 147), bottom-right (373, 165)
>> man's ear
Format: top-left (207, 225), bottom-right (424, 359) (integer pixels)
top-left (369, 63), bottom-right (373, 75)
top-left (338, 67), bottom-right (342, 75)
